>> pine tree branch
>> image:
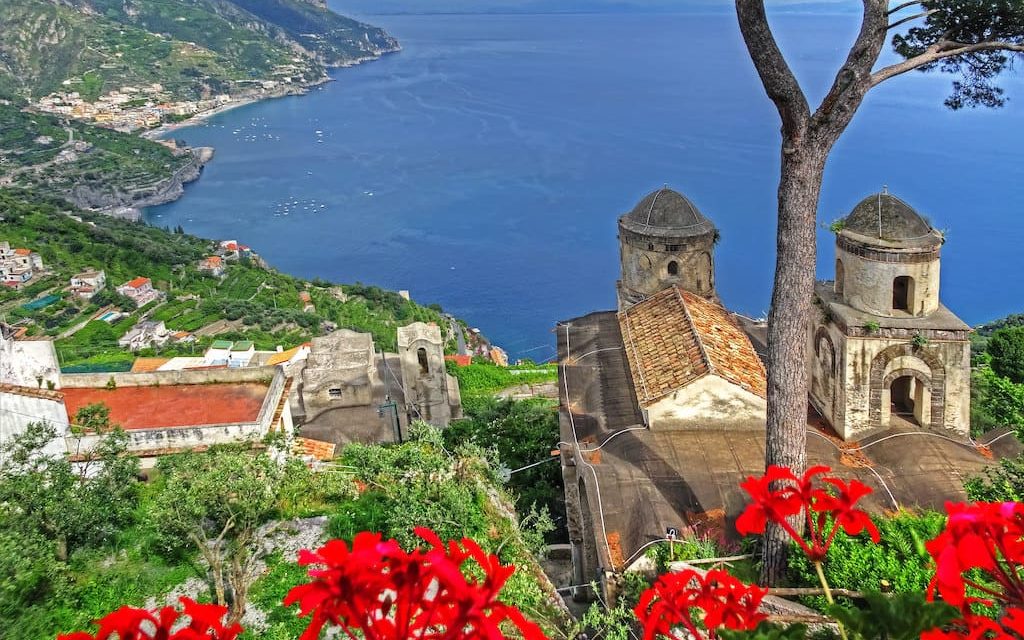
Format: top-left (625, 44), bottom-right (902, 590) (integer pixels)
top-left (887, 0), bottom-right (923, 16)
top-left (734, 0), bottom-right (811, 140)
top-left (888, 9), bottom-right (938, 31)
top-left (871, 40), bottom-right (1024, 86)
top-left (811, 0), bottom-right (889, 134)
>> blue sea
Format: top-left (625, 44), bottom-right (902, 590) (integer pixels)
top-left (146, 10), bottom-right (1024, 361)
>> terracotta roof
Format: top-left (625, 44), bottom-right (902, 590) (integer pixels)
top-left (62, 383), bottom-right (270, 430)
top-left (13, 248), bottom-right (32, 256)
top-left (125, 276), bottom-right (150, 289)
top-left (0, 383), bottom-right (63, 401)
top-left (618, 287), bottom-right (766, 406)
top-left (444, 354), bottom-right (473, 367)
top-left (203, 256), bottom-right (223, 266)
top-left (293, 437), bottom-right (337, 461)
top-left (298, 291), bottom-right (312, 302)
top-left (266, 345), bottom-right (301, 366)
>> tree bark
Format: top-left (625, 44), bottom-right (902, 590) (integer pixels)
top-left (760, 146), bottom-right (826, 585)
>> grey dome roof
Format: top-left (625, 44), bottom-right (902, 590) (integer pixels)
top-left (619, 187), bottom-right (716, 238)
top-left (841, 192), bottom-right (942, 246)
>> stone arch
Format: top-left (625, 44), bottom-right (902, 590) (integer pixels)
top-left (701, 252), bottom-right (713, 293)
top-left (417, 347), bottom-right (429, 375)
top-left (869, 344), bottom-right (945, 429)
top-left (882, 367), bottom-right (932, 426)
top-left (667, 260), bottom-right (679, 276)
top-left (812, 327), bottom-right (837, 424)
top-left (835, 258), bottom-right (845, 296)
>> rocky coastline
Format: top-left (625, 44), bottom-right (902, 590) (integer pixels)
top-left (77, 146), bottom-right (215, 220)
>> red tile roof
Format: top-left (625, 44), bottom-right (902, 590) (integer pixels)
top-left (203, 256), bottom-right (223, 266)
top-left (444, 354), bottom-right (473, 367)
top-left (618, 287), bottom-right (766, 406)
top-left (13, 248), bottom-right (32, 256)
top-left (293, 437), bottom-right (336, 461)
top-left (62, 383), bottom-right (270, 430)
top-left (125, 276), bottom-right (150, 289)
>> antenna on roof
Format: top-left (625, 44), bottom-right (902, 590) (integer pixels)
top-left (877, 187), bottom-right (885, 239)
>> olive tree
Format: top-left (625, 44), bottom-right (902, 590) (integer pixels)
top-left (734, 0), bottom-right (1023, 583)
top-left (150, 445), bottom-right (285, 623)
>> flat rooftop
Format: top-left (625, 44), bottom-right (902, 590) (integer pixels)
top-left (63, 382), bottom-right (270, 430)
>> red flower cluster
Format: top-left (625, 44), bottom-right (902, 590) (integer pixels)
top-left (634, 568), bottom-right (768, 640)
top-left (923, 501), bottom-right (1024, 639)
top-left (736, 465), bottom-right (879, 562)
top-left (58, 597), bottom-right (241, 640)
top-left (283, 527), bottom-right (546, 640)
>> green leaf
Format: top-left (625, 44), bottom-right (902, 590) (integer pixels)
top-left (826, 591), bottom-right (958, 640)
top-left (720, 622), bottom-right (809, 640)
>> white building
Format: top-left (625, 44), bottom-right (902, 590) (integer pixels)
top-left (70, 270), bottom-right (107, 300)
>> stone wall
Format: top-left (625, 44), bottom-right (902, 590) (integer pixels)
top-left (62, 365), bottom-right (276, 388)
top-left (645, 375), bottom-right (766, 430)
top-left (810, 318), bottom-right (970, 439)
top-left (0, 334), bottom-right (60, 389)
top-left (0, 390), bottom-right (69, 456)
top-left (837, 241), bottom-right (940, 318)
top-left (397, 323), bottom-right (455, 427)
top-left (617, 229), bottom-right (715, 308)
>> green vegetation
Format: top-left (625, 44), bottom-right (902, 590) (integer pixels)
top-left (0, 189), bottom-right (452, 369)
top-left (0, 0), bottom-right (393, 103)
top-left (787, 511), bottom-right (945, 610)
top-left (987, 326), bottom-right (1024, 384)
top-left (446, 359), bottom-right (558, 397)
top-left (0, 105), bottom-right (194, 208)
top-left (0, 423), bottom-right (565, 638)
top-left (443, 397), bottom-right (563, 537)
top-left (965, 454), bottom-right (1024, 502)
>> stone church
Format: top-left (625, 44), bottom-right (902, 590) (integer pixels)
top-left (557, 186), bottom-right (990, 601)
top-left (809, 190), bottom-right (971, 439)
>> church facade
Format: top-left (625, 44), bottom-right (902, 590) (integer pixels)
top-left (808, 191), bottom-right (971, 440)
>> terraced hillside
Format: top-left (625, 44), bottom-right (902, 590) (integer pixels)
top-left (0, 189), bottom-right (451, 370)
top-left (0, 0), bottom-right (398, 101)
top-left (0, 105), bottom-right (201, 210)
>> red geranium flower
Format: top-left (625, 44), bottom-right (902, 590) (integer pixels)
top-left (927, 501), bottom-right (1024, 609)
top-left (57, 598), bottom-right (239, 640)
top-left (283, 527), bottom-right (547, 640)
top-left (634, 569), bottom-right (768, 640)
top-left (736, 465), bottom-right (877, 563)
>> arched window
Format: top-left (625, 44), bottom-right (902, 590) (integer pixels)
top-left (835, 259), bottom-right (845, 296)
top-left (893, 276), bottom-right (913, 312)
top-left (667, 260), bottom-right (679, 276)
top-left (417, 347), bottom-right (429, 375)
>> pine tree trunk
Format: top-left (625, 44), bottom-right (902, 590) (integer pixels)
top-left (760, 145), bottom-right (827, 585)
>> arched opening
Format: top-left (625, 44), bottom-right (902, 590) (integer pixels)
top-left (884, 372), bottom-right (933, 425)
top-left (888, 374), bottom-right (929, 427)
top-left (417, 347), bottom-right (429, 375)
top-left (893, 276), bottom-right (913, 312)
top-left (667, 260), bottom-right (679, 276)
top-left (835, 259), bottom-right (845, 296)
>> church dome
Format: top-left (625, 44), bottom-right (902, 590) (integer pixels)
top-left (619, 187), bottom-right (716, 239)
top-left (840, 192), bottom-right (942, 247)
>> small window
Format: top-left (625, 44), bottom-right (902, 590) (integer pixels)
top-left (328, 388), bottom-right (342, 399)
top-left (417, 347), bottom-right (429, 375)
top-left (667, 260), bottom-right (679, 276)
top-left (893, 276), bottom-right (912, 312)
top-left (647, 243), bottom-right (654, 251)
top-left (664, 244), bottom-right (681, 252)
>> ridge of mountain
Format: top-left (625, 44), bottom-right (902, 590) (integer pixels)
top-left (0, 0), bottom-right (399, 101)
